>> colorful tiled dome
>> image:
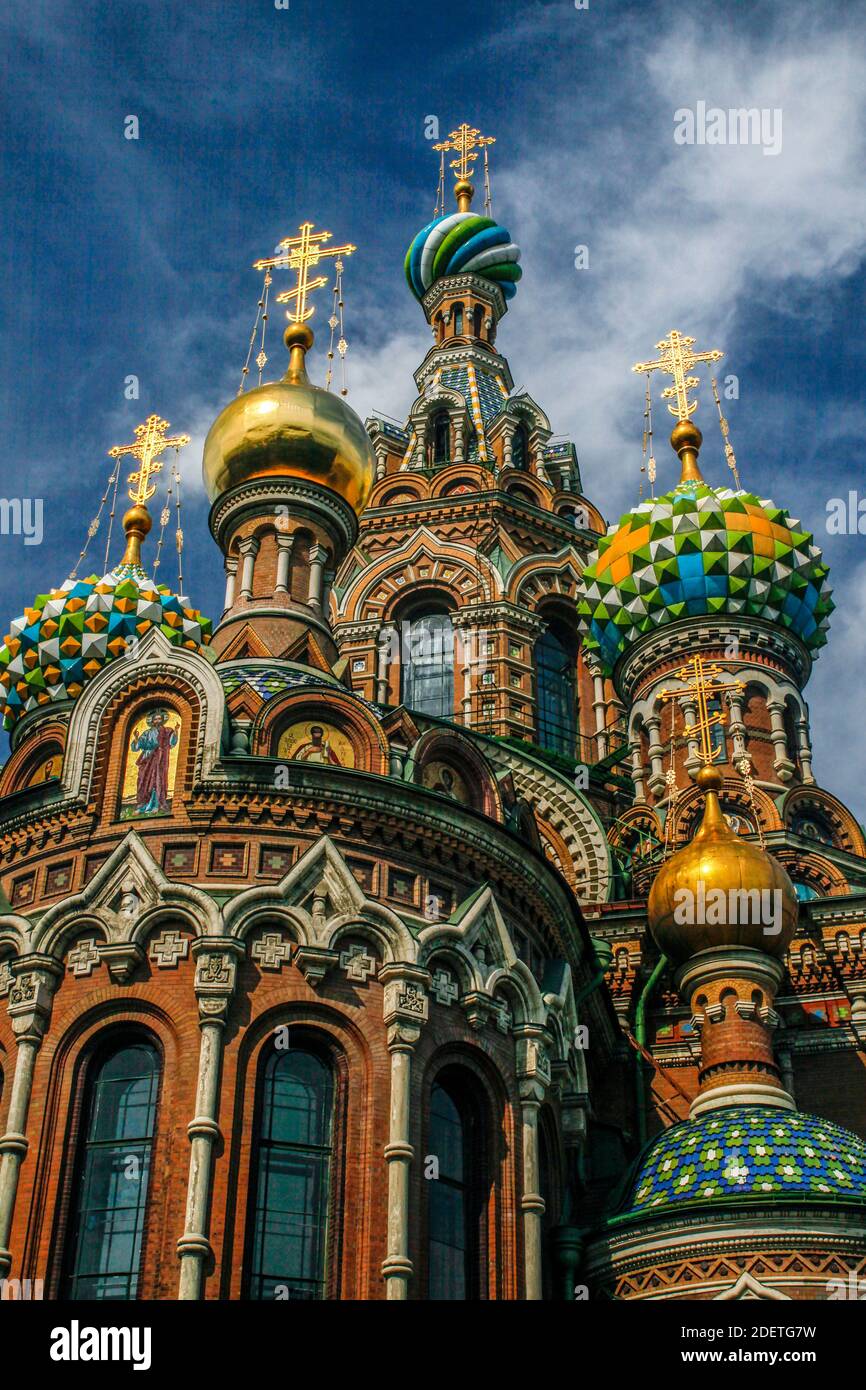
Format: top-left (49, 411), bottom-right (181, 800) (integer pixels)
top-left (626, 1107), bottom-right (866, 1214)
top-left (576, 482), bottom-right (834, 674)
top-left (405, 212), bottom-right (522, 301)
top-left (0, 562), bottom-right (212, 730)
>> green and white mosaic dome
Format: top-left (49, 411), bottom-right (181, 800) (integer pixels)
top-left (576, 482), bottom-right (834, 675)
top-left (0, 562), bottom-right (212, 731)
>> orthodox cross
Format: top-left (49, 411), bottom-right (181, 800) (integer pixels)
top-left (109, 415), bottom-right (190, 506)
top-left (433, 123), bottom-right (495, 183)
top-left (254, 222), bottom-right (356, 324)
top-left (659, 654), bottom-right (744, 767)
top-left (633, 330), bottom-right (724, 421)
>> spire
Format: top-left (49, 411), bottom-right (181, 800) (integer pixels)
top-left (108, 415), bottom-right (190, 567)
top-left (633, 330), bottom-right (724, 484)
top-left (648, 648), bottom-right (798, 1117)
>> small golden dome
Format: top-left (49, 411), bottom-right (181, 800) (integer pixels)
top-left (648, 766), bottom-right (798, 964)
top-left (202, 324), bottom-right (375, 513)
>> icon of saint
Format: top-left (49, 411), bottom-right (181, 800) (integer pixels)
top-left (130, 710), bottom-right (179, 814)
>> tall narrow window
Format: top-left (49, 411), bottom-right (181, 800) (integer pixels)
top-left (246, 1048), bottom-right (334, 1301)
top-left (472, 304), bottom-right (484, 338)
top-left (432, 411), bottom-right (450, 464)
top-left (512, 424), bottom-right (529, 470)
top-left (401, 610), bottom-right (454, 718)
top-left (453, 303), bottom-right (464, 336)
top-left (427, 1075), bottom-right (485, 1299)
top-left (63, 1039), bottom-right (160, 1300)
top-left (535, 623), bottom-right (577, 757)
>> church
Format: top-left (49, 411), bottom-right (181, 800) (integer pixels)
top-left (0, 125), bottom-right (864, 1302)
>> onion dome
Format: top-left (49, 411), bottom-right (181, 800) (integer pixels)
top-left (577, 478), bottom-right (834, 676)
top-left (203, 324), bottom-right (375, 514)
top-left (404, 212), bottom-right (522, 302)
top-left (648, 766), bottom-right (797, 963)
top-left (625, 1106), bottom-right (866, 1213)
top-left (0, 556), bottom-right (212, 731)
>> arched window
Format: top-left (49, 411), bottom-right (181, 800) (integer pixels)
top-left (432, 411), bottom-right (450, 464)
top-left (534, 622), bottom-right (577, 757)
top-left (452, 303), bottom-right (464, 336)
top-left (511, 424), bottom-right (529, 470)
top-left (472, 304), bottom-right (484, 339)
top-left (401, 609), bottom-right (454, 719)
top-left (245, 1047), bottom-right (334, 1301)
top-left (63, 1038), bottom-right (160, 1300)
top-left (427, 1072), bottom-right (486, 1299)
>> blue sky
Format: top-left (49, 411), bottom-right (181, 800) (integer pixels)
top-left (2, 0), bottom-right (866, 816)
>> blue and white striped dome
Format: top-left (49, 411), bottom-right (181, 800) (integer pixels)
top-left (405, 212), bottom-right (522, 301)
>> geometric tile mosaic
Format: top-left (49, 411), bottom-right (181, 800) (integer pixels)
top-left (0, 561), bottom-right (212, 729)
top-left (626, 1106), bottom-right (866, 1214)
top-left (577, 483), bottom-right (834, 674)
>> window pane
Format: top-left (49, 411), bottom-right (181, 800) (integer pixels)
top-left (247, 1049), bottom-right (334, 1301)
top-left (64, 1042), bottom-right (159, 1302)
top-left (535, 627), bottom-right (577, 756)
top-left (402, 614), bottom-right (454, 718)
top-left (428, 1079), bottom-right (482, 1301)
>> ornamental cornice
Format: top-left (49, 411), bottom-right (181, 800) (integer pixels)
top-left (617, 617), bottom-right (812, 704)
top-left (208, 477), bottom-right (358, 553)
top-left (420, 272), bottom-right (508, 320)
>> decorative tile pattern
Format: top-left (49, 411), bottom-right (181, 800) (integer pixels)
top-left (0, 562), bottom-right (211, 729)
top-left (577, 483), bottom-right (834, 674)
top-left (628, 1106), bottom-right (866, 1212)
top-left (218, 664), bottom-right (382, 714)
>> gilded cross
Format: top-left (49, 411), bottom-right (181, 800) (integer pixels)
top-left (433, 123), bottom-right (495, 182)
top-left (633, 330), bottom-right (724, 421)
top-left (254, 221), bottom-right (356, 324)
top-left (109, 415), bottom-right (190, 506)
top-left (659, 654), bottom-right (744, 767)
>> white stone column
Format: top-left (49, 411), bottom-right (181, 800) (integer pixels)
top-left (591, 671), bottom-right (607, 761)
top-left (681, 698), bottom-right (702, 775)
top-left (177, 942), bottom-right (240, 1301)
top-left (629, 739), bottom-right (647, 805)
top-left (307, 544), bottom-right (328, 612)
top-left (223, 557), bottom-right (238, 613)
top-left (0, 962), bottom-right (58, 1280)
top-left (274, 534), bottom-right (294, 596)
top-left (238, 537), bottom-right (259, 600)
top-left (727, 693), bottom-right (747, 761)
top-left (376, 449), bottom-right (387, 481)
top-left (452, 419), bottom-right (464, 463)
top-left (379, 966), bottom-right (429, 1301)
top-left (515, 1030), bottom-right (551, 1301)
top-left (645, 713), bottom-right (665, 795)
top-left (768, 699), bottom-right (795, 783)
top-left (503, 430), bottom-right (514, 469)
top-left (377, 624), bottom-right (397, 704)
top-left (797, 713), bottom-right (815, 784)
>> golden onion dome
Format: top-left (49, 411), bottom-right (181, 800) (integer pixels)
top-left (202, 324), bottom-right (375, 513)
top-left (648, 766), bottom-right (798, 964)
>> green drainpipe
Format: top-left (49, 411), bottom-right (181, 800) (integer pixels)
top-left (634, 954), bottom-right (668, 1148)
